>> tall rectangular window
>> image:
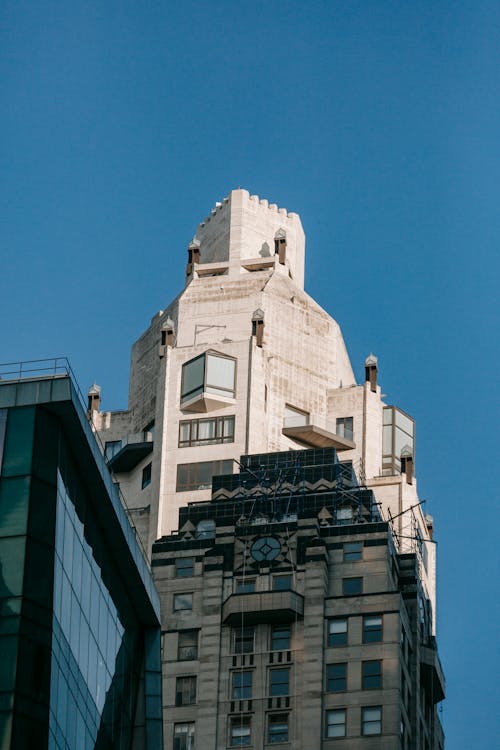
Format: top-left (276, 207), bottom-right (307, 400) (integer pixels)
top-left (363, 615), bottom-right (383, 643)
top-left (231, 671), bottom-right (252, 699)
top-left (176, 676), bottom-right (197, 706)
top-left (178, 630), bottom-right (198, 661)
top-left (233, 626), bottom-right (254, 654)
top-left (336, 417), bottom-right (353, 441)
top-left (229, 716), bottom-right (251, 746)
top-left (174, 722), bottom-right (195, 750)
top-left (362, 660), bottom-right (382, 689)
top-left (270, 668), bottom-right (289, 696)
top-left (362, 706), bottom-right (382, 735)
top-left (268, 714), bottom-right (289, 743)
top-left (328, 618), bottom-right (348, 646)
top-left (271, 625), bottom-right (291, 651)
top-left (141, 462), bottom-right (152, 489)
top-left (327, 663), bottom-right (347, 692)
top-left (326, 709), bottom-right (346, 738)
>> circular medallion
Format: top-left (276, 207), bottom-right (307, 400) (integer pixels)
top-left (250, 536), bottom-right (281, 562)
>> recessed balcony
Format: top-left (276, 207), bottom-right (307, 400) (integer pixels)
top-left (222, 590), bottom-right (304, 625)
top-left (282, 416), bottom-right (355, 451)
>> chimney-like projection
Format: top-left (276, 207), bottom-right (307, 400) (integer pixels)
top-left (159, 317), bottom-right (175, 358)
top-left (87, 383), bottom-right (101, 416)
top-left (251, 309), bottom-right (265, 347)
top-left (364, 353), bottom-right (378, 392)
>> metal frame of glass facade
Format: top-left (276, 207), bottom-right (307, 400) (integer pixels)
top-left (0, 376), bottom-right (162, 750)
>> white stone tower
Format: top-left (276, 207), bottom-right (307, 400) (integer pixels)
top-left (93, 188), bottom-right (436, 628)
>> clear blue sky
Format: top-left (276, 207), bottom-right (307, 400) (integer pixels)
top-left (1, 1), bottom-right (498, 745)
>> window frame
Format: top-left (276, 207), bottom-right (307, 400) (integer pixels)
top-left (336, 416), bottom-right (354, 441)
top-left (104, 440), bottom-right (122, 461)
top-left (343, 541), bottom-right (363, 561)
top-left (363, 615), bottom-right (383, 643)
top-left (233, 626), bottom-right (255, 654)
top-left (235, 578), bottom-right (256, 594)
top-left (268, 713), bottom-right (289, 744)
top-left (327, 662), bottom-right (347, 692)
top-left (173, 592), bottom-right (193, 612)
top-left (175, 557), bottom-right (195, 578)
top-left (229, 715), bottom-right (251, 747)
top-left (180, 351), bottom-right (236, 404)
top-left (177, 630), bottom-right (198, 661)
top-left (173, 722), bottom-right (195, 750)
top-left (231, 670), bottom-right (253, 700)
top-left (176, 459), bottom-right (234, 492)
top-left (141, 461), bottom-right (152, 489)
top-left (362, 706), bottom-right (382, 736)
top-left (328, 618), bottom-right (348, 647)
top-left (325, 708), bottom-right (346, 738)
top-left (362, 660), bottom-right (382, 690)
top-left (271, 624), bottom-right (291, 651)
top-left (342, 576), bottom-right (363, 595)
top-left (178, 415), bottom-right (235, 447)
top-left (175, 675), bottom-right (197, 706)
top-left (269, 667), bottom-right (290, 697)
top-left (272, 574), bottom-right (292, 591)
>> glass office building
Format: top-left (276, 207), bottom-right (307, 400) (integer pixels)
top-left (0, 369), bottom-right (162, 750)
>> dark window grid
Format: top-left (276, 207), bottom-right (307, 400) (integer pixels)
top-left (363, 616), bottom-right (383, 643)
top-left (270, 668), bottom-right (290, 696)
top-left (179, 416), bottom-right (235, 447)
top-left (362, 661), bottom-right (382, 690)
top-left (232, 671), bottom-right (253, 699)
top-left (342, 577), bottom-right (363, 595)
top-left (175, 558), bottom-right (195, 577)
top-left (178, 631), bottom-right (198, 661)
top-left (327, 663), bottom-right (347, 692)
top-left (362, 706), bottom-right (382, 736)
top-left (271, 625), bottom-right (291, 651)
top-left (268, 714), bottom-right (289, 743)
top-left (328, 619), bottom-right (348, 646)
top-left (175, 676), bottom-right (197, 706)
top-left (343, 541), bottom-right (363, 561)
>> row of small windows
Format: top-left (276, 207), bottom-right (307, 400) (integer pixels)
top-left (174, 660), bottom-right (383, 704)
top-left (173, 542), bottom-right (361, 582)
top-left (327, 707), bottom-right (382, 738)
top-left (172, 616), bottom-right (381, 653)
top-left (174, 625), bottom-right (292, 662)
top-left (328, 615), bottom-right (383, 646)
top-left (327, 660), bottom-right (383, 691)
top-left (173, 707), bottom-right (382, 749)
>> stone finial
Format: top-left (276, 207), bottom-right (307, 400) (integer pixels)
top-left (365, 353), bottom-right (378, 366)
top-left (252, 308), bottom-right (265, 320)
